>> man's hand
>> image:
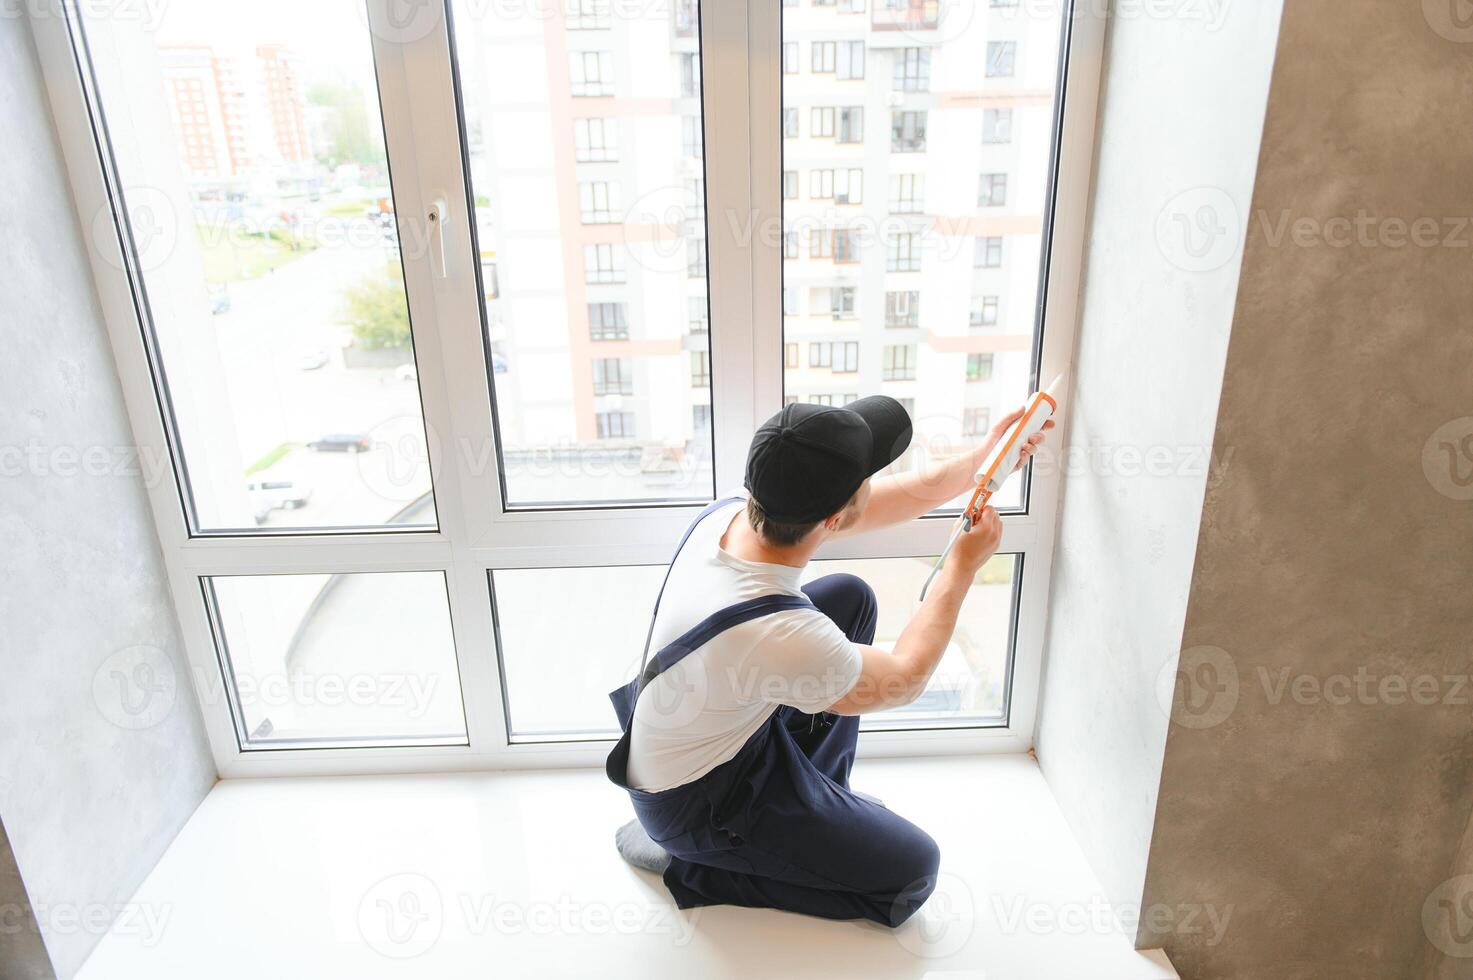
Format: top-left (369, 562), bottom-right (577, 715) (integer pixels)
top-left (948, 505), bottom-right (1001, 577)
top-left (983, 406), bottom-right (1055, 475)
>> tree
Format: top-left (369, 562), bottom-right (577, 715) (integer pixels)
top-left (307, 83), bottom-right (380, 171)
top-left (341, 268), bottom-right (410, 350)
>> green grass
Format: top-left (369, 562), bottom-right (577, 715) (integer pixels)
top-left (198, 227), bottom-right (315, 284)
top-left (244, 442), bottom-right (297, 477)
top-left (323, 198), bottom-right (377, 218)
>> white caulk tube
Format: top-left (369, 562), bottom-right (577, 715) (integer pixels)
top-left (918, 372), bottom-right (1068, 601)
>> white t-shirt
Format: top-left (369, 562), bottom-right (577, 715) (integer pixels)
top-left (625, 494), bottom-right (863, 792)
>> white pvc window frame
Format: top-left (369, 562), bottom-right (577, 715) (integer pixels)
top-left (28, 0), bottom-right (1105, 778)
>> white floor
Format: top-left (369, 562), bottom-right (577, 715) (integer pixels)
top-left (77, 755), bottom-right (1176, 979)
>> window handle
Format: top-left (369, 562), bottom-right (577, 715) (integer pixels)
top-left (427, 198), bottom-right (448, 278)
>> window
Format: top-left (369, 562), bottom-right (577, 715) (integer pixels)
top-left (596, 412), bottom-right (637, 439)
top-left (882, 344), bottom-right (917, 381)
top-left (888, 232), bottom-right (922, 272)
top-left (570, 51), bottom-right (614, 96)
top-left (891, 110), bottom-right (927, 152)
top-left (893, 48), bottom-right (930, 91)
top-left (971, 295), bottom-right (1000, 327)
top-left (975, 236), bottom-right (1004, 268)
top-left (987, 41), bottom-right (1017, 78)
top-left (890, 173), bottom-right (924, 213)
top-left (567, 0), bottom-right (611, 29)
top-left (979, 173), bottom-right (1008, 208)
top-left (574, 118), bottom-right (619, 161)
top-left (62, 0), bottom-right (1083, 766)
top-left (584, 244), bottom-right (627, 283)
top-left (592, 358), bottom-right (633, 396)
top-left (967, 353), bottom-right (995, 382)
top-left (886, 291), bottom-right (920, 328)
top-left (983, 108), bottom-right (1013, 144)
top-left (579, 180), bottom-right (621, 223)
top-left (589, 302), bottom-right (629, 340)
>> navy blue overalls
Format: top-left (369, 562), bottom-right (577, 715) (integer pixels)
top-left (606, 497), bottom-right (940, 927)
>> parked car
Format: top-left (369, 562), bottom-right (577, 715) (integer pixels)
top-left (297, 349), bottom-right (330, 371)
top-left (246, 479), bottom-right (312, 524)
top-left (207, 285), bottom-right (231, 315)
top-left (307, 433), bottom-right (370, 453)
top-left (395, 363), bottom-right (417, 383)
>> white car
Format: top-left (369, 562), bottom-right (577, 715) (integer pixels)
top-left (395, 363), bottom-right (417, 382)
top-left (297, 350), bottom-right (330, 371)
top-left (246, 479), bottom-right (312, 524)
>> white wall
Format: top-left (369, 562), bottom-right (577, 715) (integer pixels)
top-left (1033, 0), bottom-right (1284, 918)
top-left (0, 17), bottom-right (216, 978)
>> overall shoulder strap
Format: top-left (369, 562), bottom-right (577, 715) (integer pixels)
top-left (637, 495), bottom-right (744, 674)
top-left (637, 593), bottom-right (815, 695)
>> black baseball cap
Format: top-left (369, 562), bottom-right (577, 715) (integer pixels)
top-left (744, 396), bottom-right (913, 524)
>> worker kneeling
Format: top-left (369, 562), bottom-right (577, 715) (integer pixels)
top-left (606, 396), bottom-right (1050, 927)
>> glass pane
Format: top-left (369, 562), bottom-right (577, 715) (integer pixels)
top-left (73, 0), bottom-right (435, 532)
top-left (208, 572), bottom-right (467, 747)
top-left (450, 0), bottom-right (716, 507)
top-left (491, 554), bottom-right (1017, 741)
top-left (805, 554), bottom-right (1018, 728)
top-left (781, 4), bottom-right (1067, 510)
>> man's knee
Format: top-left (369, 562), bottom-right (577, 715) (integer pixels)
top-left (884, 828), bottom-right (942, 927)
top-left (804, 572), bottom-right (878, 644)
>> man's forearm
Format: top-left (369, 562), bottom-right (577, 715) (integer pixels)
top-left (888, 561), bottom-right (973, 701)
top-left (852, 442), bottom-right (991, 532)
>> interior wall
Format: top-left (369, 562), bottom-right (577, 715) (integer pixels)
top-left (1033, 0), bottom-right (1284, 917)
top-left (1137, 0), bottom-right (1473, 977)
top-left (0, 16), bottom-right (216, 980)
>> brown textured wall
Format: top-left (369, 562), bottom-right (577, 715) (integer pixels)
top-left (1139, 1), bottom-right (1473, 977)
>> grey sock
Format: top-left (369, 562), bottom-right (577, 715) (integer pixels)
top-left (615, 819), bottom-right (671, 874)
top-left (853, 790), bottom-right (885, 808)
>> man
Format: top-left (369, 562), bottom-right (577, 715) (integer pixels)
top-left (605, 395), bottom-right (1052, 927)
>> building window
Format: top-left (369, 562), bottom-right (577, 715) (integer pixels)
top-left (785, 342), bottom-right (799, 368)
top-left (783, 108), bottom-right (799, 138)
top-left (975, 236), bottom-right (1003, 268)
top-left (784, 229), bottom-right (799, 258)
top-left (811, 107), bottom-right (835, 137)
top-left (890, 173), bottom-right (923, 213)
top-left (966, 353), bottom-right (995, 382)
top-left (569, 51), bottom-right (613, 96)
top-left (567, 0), bottom-right (611, 30)
top-left (983, 108), bottom-right (1013, 144)
top-left (690, 351), bottom-right (710, 387)
top-left (686, 178), bottom-right (706, 219)
top-left (891, 110), bottom-right (926, 152)
top-left (574, 118), bottom-right (619, 162)
top-left (596, 411), bottom-right (636, 439)
top-left (679, 52), bottom-right (701, 98)
top-left (687, 238), bottom-right (707, 277)
top-left (886, 290), bottom-right (919, 328)
top-left (978, 173), bottom-right (1008, 208)
top-left (836, 106), bottom-right (864, 143)
top-left (783, 170), bottom-right (799, 200)
top-left (692, 404), bottom-right (711, 431)
top-left (783, 287), bottom-right (798, 315)
top-left (893, 48), bottom-right (930, 91)
top-left (971, 295), bottom-right (1000, 326)
top-left (812, 41), bottom-right (836, 72)
top-left (987, 41), bottom-right (1016, 78)
top-left (808, 341), bottom-right (859, 372)
top-left (689, 296), bottom-right (709, 334)
top-left (579, 180), bottom-right (620, 223)
top-left (584, 243), bottom-right (625, 283)
top-left (835, 168), bottom-right (863, 204)
top-left (592, 357), bottom-right (633, 395)
top-left (809, 230), bottom-right (833, 259)
top-left (588, 302), bottom-right (629, 340)
top-left (883, 344), bottom-right (917, 381)
top-left (783, 42), bottom-right (799, 74)
top-left (887, 232), bottom-right (921, 272)
top-left (833, 229), bottom-right (858, 263)
top-left (963, 407), bottom-right (991, 436)
top-left (837, 41), bottom-right (865, 79)
top-left (683, 115), bottom-right (703, 157)
top-left (830, 286), bottom-right (857, 319)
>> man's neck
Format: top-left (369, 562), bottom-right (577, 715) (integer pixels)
top-left (721, 511), bottom-right (826, 569)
